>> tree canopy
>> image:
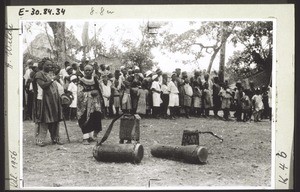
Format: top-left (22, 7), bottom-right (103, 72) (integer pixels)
top-left (161, 21), bottom-right (273, 81)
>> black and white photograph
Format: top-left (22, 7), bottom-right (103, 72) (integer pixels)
top-left (20, 19), bottom-right (274, 189)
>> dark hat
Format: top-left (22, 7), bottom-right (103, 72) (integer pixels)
top-left (61, 93), bottom-right (73, 105)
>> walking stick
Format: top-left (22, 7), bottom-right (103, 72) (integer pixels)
top-left (62, 115), bottom-right (71, 143)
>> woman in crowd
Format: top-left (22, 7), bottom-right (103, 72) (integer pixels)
top-left (77, 64), bottom-right (104, 145)
top-left (130, 81), bottom-right (139, 114)
top-left (136, 80), bottom-right (149, 118)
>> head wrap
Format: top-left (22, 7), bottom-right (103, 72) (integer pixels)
top-left (84, 64), bottom-right (93, 70)
top-left (145, 70), bottom-right (152, 77)
top-left (152, 74), bottom-right (158, 80)
top-left (66, 66), bottom-right (72, 72)
top-left (26, 59), bottom-right (33, 65)
top-left (70, 75), bottom-right (77, 81)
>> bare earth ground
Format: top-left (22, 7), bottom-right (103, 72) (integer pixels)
top-left (23, 113), bottom-right (272, 189)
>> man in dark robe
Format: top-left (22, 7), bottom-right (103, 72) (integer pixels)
top-left (34, 58), bottom-right (63, 146)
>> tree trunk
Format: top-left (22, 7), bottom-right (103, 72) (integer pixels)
top-left (82, 22), bottom-right (89, 61)
top-left (48, 22), bottom-right (67, 67)
top-left (207, 48), bottom-right (220, 74)
top-left (218, 41), bottom-right (226, 83)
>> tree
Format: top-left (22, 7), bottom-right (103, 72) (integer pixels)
top-left (121, 44), bottom-right (157, 72)
top-left (162, 21), bottom-right (273, 82)
top-left (120, 23), bottom-right (160, 72)
top-left (162, 21), bottom-right (238, 82)
top-left (226, 21), bottom-right (273, 79)
top-left (65, 25), bottom-right (81, 57)
top-left (48, 22), bottom-right (67, 66)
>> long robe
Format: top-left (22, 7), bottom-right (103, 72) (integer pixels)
top-left (34, 71), bottom-right (63, 123)
top-left (183, 84), bottom-right (193, 107)
top-left (151, 81), bottom-right (161, 107)
top-left (136, 88), bottom-right (149, 114)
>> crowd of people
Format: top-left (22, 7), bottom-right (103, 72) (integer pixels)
top-left (23, 57), bottom-right (272, 146)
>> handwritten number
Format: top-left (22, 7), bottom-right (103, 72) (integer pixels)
top-left (9, 150), bottom-right (17, 156)
top-left (31, 8), bottom-right (35, 15)
top-left (276, 151), bottom-right (287, 158)
top-left (279, 163), bottom-right (288, 170)
top-left (56, 8), bottom-right (60, 15)
top-left (61, 8), bottom-right (65, 15)
top-left (100, 7), bottom-right (104, 15)
top-left (90, 7), bottom-right (94, 15)
top-left (90, 7), bottom-right (114, 15)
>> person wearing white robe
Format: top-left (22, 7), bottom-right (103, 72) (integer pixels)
top-left (68, 75), bottom-right (78, 120)
top-left (101, 78), bottom-right (112, 117)
top-left (151, 75), bottom-right (161, 118)
top-left (168, 73), bottom-right (179, 119)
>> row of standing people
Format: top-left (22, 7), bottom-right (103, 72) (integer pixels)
top-left (23, 58), bottom-right (272, 146)
top-left (54, 60), bottom-right (272, 122)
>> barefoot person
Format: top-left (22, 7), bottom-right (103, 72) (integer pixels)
top-left (77, 64), bottom-right (104, 145)
top-left (34, 58), bottom-right (64, 146)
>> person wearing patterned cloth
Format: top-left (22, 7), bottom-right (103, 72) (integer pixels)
top-left (77, 64), bottom-right (104, 145)
top-left (33, 58), bottom-right (64, 146)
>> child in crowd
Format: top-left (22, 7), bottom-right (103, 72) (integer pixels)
top-left (121, 80), bottom-right (132, 114)
top-left (67, 75), bottom-right (78, 121)
top-left (168, 73), bottom-right (180, 119)
top-left (241, 90), bottom-right (251, 122)
top-left (101, 77), bottom-right (111, 118)
top-left (192, 82), bottom-right (202, 117)
top-left (202, 82), bottom-right (212, 117)
top-left (183, 79), bottom-right (193, 118)
top-left (160, 73), bottom-right (169, 118)
top-left (151, 74), bottom-right (162, 118)
top-left (111, 79), bottom-right (120, 116)
top-left (219, 85), bottom-right (232, 121)
top-left (252, 88), bottom-right (264, 122)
